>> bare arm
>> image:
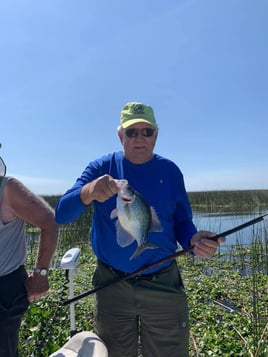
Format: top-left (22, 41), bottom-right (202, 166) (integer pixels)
top-left (5, 178), bottom-right (58, 301)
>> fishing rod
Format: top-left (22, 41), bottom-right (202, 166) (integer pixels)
top-left (63, 212), bottom-right (268, 306)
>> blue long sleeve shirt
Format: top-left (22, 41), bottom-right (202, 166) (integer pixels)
top-left (55, 152), bottom-right (197, 274)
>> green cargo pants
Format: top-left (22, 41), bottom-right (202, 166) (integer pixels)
top-left (93, 260), bottom-right (189, 357)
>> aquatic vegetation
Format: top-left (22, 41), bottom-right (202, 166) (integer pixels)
top-left (21, 195), bottom-right (267, 356)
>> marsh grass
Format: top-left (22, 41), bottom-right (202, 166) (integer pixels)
top-left (19, 192), bottom-right (268, 356)
top-left (188, 190), bottom-right (268, 211)
top-left (20, 228), bottom-right (268, 356)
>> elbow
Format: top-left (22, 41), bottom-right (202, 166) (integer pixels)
top-left (55, 212), bottom-right (68, 225)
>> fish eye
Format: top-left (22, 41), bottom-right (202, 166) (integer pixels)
top-left (127, 185), bottom-right (135, 193)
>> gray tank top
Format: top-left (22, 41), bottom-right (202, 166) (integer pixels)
top-left (0, 177), bottom-right (27, 276)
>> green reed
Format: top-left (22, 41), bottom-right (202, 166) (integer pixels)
top-left (188, 189), bottom-right (268, 210)
top-left (180, 223), bottom-right (268, 357)
top-left (20, 194), bottom-right (267, 356)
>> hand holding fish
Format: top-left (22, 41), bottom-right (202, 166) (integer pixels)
top-left (190, 231), bottom-right (226, 259)
top-left (81, 174), bottom-right (119, 205)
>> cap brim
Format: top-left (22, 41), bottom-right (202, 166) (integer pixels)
top-left (121, 118), bottom-right (156, 129)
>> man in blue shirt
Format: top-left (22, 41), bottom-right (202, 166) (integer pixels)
top-left (55, 102), bottom-right (225, 357)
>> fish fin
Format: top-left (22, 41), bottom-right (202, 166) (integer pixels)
top-left (110, 208), bottom-right (118, 219)
top-left (124, 204), bottom-right (132, 221)
top-left (149, 207), bottom-right (163, 232)
top-left (129, 242), bottom-right (159, 260)
top-left (115, 221), bottom-right (135, 247)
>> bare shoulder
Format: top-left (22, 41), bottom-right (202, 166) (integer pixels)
top-left (6, 177), bottom-right (48, 205)
top-left (5, 177), bottom-right (56, 226)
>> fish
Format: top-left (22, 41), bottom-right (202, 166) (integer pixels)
top-left (110, 179), bottom-right (163, 260)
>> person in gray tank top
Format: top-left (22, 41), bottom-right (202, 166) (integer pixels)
top-left (0, 166), bottom-right (58, 357)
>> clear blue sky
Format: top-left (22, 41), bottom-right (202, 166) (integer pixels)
top-left (1, 0), bottom-right (267, 195)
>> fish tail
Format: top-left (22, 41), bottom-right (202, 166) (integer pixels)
top-left (129, 243), bottom-right (158, 260)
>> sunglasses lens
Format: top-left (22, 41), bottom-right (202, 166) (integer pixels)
top-left (125, 128), bottom-right (155, 138)
top-left (142, 128), bottom-right (155, 137)
top-left (125, 129), bottom-right (138, 138)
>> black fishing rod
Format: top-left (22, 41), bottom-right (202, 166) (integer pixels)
top-left (63, 212), bottom-right (268, 306)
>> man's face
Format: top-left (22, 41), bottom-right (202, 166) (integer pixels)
top-left (118, 122), bottom-right (158, 164)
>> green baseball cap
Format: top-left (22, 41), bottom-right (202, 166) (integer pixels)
top-left (120, 102), bottom-right (158, 128)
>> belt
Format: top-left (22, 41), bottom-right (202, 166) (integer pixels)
top-left (100, 260), bottom-right (174, 281)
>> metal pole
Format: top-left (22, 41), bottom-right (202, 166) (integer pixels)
top-left (68, 269), bottom-right (76, 335)
top-left (60, 248), bottom-right (81, 334)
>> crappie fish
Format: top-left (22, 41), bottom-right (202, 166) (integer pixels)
top-left (110, 179), bottom-right (163, 260)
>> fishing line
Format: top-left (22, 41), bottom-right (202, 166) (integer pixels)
top-left (63, 212), bottom-right (268, 305)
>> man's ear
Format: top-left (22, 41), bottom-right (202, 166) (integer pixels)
top-left (117, 128), bottom-right (124, 144)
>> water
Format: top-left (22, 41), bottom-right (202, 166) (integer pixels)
top-left (192, 208), bottom-right (267, 250)
top-left (25, 209), bottom-right (268, 257)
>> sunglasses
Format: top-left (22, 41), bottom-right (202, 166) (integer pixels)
top-left (125, 128), bottom-right (155, 138)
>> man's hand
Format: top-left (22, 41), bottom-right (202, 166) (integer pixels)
top-left (81, 175), bottom-right (119, 205)
top-left (25, 273), bottom-right (49, 302)
top-left (191, 231), bottom-right (226, 259)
